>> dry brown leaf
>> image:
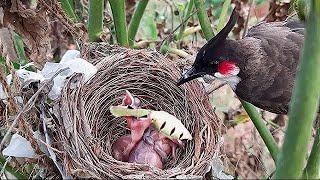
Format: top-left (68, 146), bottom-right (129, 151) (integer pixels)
top-left (2, 0), bottom-right (51, 68)
top-left (0, 27), bottom-right (18, 62)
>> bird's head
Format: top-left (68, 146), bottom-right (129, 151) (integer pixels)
top-left (177, 8), bottom-right (239, 86)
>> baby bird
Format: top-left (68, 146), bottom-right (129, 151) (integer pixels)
top-left (112, 91), bottom-right (152, 161)
top-left (128, 127), bottom-right (182, 169)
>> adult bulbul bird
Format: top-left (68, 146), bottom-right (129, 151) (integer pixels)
top-left (177, 9), bottom-right (307, 114)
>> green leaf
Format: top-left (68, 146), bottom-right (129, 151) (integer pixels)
top-left (12, 61), bottom-right (21, 69)
top-left (58, 0), bottom-right (80, 22)
top-left (12, 32), bottom-right (28, 66)
top-left (110, 106), bottom-right (192, 140)
top-left (0, 156), bottom-right (27, 179)
top-left (109, 106), bottom-right (151, 117)
top-left (150, 111), bottom-right (192, 140)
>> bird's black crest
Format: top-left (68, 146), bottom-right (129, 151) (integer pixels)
top-left (204, 8), bottom-right (238, 49)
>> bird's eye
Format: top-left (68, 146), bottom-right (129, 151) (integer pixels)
top-left (202, 50), bottom-right (206, 57)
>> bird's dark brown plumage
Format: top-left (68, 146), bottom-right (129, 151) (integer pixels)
top-left (227, 21), bottom-right (304, 114)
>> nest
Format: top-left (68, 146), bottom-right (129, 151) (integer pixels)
top-left (53, 43), bottom-right (222, 179)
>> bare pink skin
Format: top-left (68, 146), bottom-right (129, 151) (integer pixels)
top-left (121, 90), bottom-right (141, 108)
top-left (121, 91), bottom-right (151, 143)
top-left (112, 91), bottom-right (151, 161)
top-left (112, 134), bottom-right (136, 161)
top-left (128, 136), bottom-right (163, 169)
top-left (128, 127), bottom-right (182, 169)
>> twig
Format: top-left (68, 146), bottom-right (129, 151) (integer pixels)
top-left (159, 5), bottom-right (199, 48)
top-left (242, 0), bottom-right (254, 37)
top-left (0, 68), bottom-right (69, 150)
top-left (38, 0), bottom-right (87, 44)
top-left (181, 25), bottom-right (202, 38)
top-left (35, 138), bottom-right (64, 154)
top-left (263, 118), bottom-right (285, 133)
top-left (0, 156), bottom-right (26, 179)
top-left (177, 0), bottom-right (194, 41)
top-left (161, 0), bottom-right (174, 30)
top-left (206, 82), bottom-right (227, 94)
top-left (289, 0), bottom-right (298, 14)
top-left (41, 105), bottom-right (71, 179)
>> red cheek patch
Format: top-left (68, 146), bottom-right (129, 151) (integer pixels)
top-left (217, 61), bottom-right (239, 76)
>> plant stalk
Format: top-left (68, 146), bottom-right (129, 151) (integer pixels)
top-left (303, 126), bottom-right (320, 179)
top-left (88, 0), bottom-right (104, 42)
top-left (217, 0), bottom-right (231, 31)
top-left (109, 0), bottom-right (129, 46)
top-left (274, 1), bottom-right (320, 178)
top-left (182, 25), bottom-right (202, 38)
top-left (241, 99), bottom-right (279, 161)
top-left (160, 43), bottom-right (189, 58)
top-left (176, 0), bottom-right (194, 40)
top-left (193, 0), bottom-right (214, 40)
top-left (128, 0), bottom-right (149, 47)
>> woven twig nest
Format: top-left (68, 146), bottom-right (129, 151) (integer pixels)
top-left (54, 43), bottom-right (222, 179)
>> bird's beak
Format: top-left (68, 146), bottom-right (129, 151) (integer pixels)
top-left (177, 67), bottom-right (204, 86)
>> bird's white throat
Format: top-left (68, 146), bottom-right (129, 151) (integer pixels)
top-left (214, 72), bottom-right (241, 90)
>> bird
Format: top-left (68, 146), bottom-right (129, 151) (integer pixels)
top-left (177, 9), bottom-right (307, 114)
top-left (128, 126), bottom-right (181, 170)
top-left (112, 91), bottom-right (152, 161)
